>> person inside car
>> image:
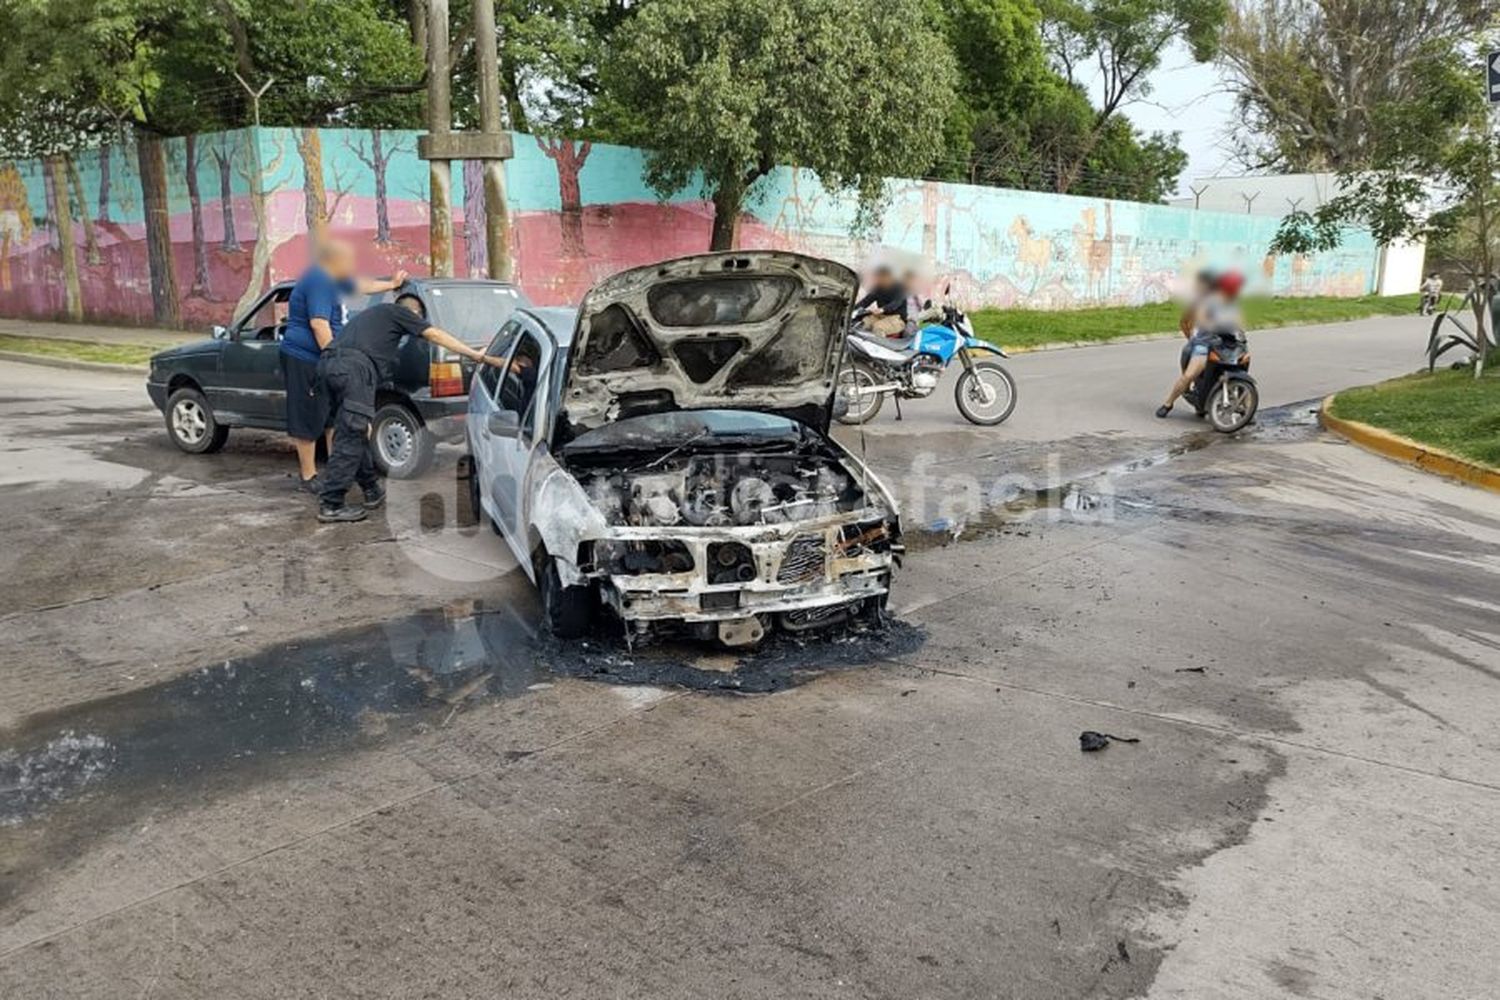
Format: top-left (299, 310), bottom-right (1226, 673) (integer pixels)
top-left (315, 293), bottom-right (503, 524)
top-left (281, 239), bottom-right (407, 493)
top-left (854, 265), bottom-right (909, 338)
top-left (1157, 269), bottom-right (1245, 418)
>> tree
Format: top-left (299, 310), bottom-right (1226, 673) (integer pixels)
top-left (1219, 0), bottom-right (1490, 171)
top-left (1039, 0), bottom-right (1226, 193)
top-left (211, 137), bottom-right (241, 251)
top-left (348, 129), bottom-right (407, 245)
top-left (600, 0), bottom-right (957, 251)
top-left (538, 137), bottom-right (592, 256)
top-left (924, 0), bottom-right (1191, 201)
top-left (1268, 53), bottom-right (1499, 374)
top-left (185, 134), bottom-right (212, 296)
top-left (0, 162), bottom-right (35, 292)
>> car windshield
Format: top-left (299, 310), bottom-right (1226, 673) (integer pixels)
top-left (564, 409), bottom-right (803, 453)
top-left (424, 284), bottom-right (527, 345)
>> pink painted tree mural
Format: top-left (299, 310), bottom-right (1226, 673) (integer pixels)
top-left (211, 136), bottom-right (241, 251)
top-left (347, 129), bottom-right (408, 246)
top-left (537, 137), bottom-right (591, 257)
top-left (184, 134), bottom-right (211, 297)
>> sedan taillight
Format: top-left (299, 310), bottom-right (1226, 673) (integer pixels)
top-left (430, 361), bottom-right (465, 397)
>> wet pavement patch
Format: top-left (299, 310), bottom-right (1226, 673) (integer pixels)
top-left (0, 602), bottom-right (924, 841)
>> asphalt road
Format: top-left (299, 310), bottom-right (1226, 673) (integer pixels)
top-left (2, 313), bottom-right (1498, 999)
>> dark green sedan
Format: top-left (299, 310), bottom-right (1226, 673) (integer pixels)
top-left (146, 278), bottom-right (529, 478)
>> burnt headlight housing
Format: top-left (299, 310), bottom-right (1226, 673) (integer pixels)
top-left (583, 539), bottom-right (695, 576)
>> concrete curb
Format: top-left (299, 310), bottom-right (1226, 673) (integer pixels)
top-left (0, 350), bottom-right (147, 376)
top-left (1319, 394), bottom-right (1500, 494)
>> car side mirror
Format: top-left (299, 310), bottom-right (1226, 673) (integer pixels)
top-left (212, 325), bottom-right (230, 341)
top-left (487, 410), bottom-right (520, 438)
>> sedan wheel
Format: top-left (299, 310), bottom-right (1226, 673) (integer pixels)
top-left (164, 387), bottom-right (229, 454)
top-left (372, 403), bottom-right (436, 479)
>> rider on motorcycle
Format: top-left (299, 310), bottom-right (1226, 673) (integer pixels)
top-left (1157, 269), bottom-right (1245, 419)
top-left (854, 265), bottom-right (910, 338)
top-left (1419, 272), bottom-right (1442, 314)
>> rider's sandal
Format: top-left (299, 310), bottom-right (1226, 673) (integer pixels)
top-left (1155, 404), bottom-right (1173, 418)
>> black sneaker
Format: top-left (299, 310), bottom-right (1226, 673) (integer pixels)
top-left (361, 483), bottom-right (386, 509)
top-left (317, 503), bottom-right (368, 524)
top-left (296, 475), bottom-right (323, 494)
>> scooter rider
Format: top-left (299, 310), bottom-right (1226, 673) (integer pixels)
top-left (316, 292), bottom-right (505, 523)
top-left (1157, 269), bottom-right (1245, 419)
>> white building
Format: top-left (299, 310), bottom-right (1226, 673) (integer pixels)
top-left (1168, 172), bottom-right (1426, 296)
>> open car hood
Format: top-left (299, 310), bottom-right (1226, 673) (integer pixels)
top-left (556, 252), bottom-right (857, 442)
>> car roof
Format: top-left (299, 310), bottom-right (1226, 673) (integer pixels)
top-left (525, 307), bottom-right (579, 346)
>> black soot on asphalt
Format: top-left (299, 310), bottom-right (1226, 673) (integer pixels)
top-left (0, 601), bottom-right (924, 837)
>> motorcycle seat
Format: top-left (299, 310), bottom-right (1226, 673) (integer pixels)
top-left (852, 330), bottom-right (917, 354)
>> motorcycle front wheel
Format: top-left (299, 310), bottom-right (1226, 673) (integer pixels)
top-left (1209, 378), bottom-right (1258, 433)
top-left (836, 364), bottom-right (885, 425)
top-left (954, 361), bottom-right (1017, 426)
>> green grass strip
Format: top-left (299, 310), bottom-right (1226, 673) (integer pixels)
top-left (971, 294), bottom-right (1422, 351)
top-left (1330, 367), bottom-right (1500, 468)
top-left (0, 334), bottom-right (156, 367)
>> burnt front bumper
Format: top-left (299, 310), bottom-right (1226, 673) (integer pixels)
top-left (585, 518), bottom-right (899, 628)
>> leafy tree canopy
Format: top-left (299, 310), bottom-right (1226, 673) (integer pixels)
top-left (599, 0), bottom-right (958, 249)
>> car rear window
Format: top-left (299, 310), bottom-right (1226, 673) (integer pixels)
top-left (426, 285), bottom-right (527, 345)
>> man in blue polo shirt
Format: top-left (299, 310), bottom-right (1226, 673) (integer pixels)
top-left (281, 238), bottom-right (406, 491)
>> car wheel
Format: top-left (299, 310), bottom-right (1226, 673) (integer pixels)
top-left (165, 387), bottom-right (230, 454)
top-left (539, 555), bottom-right (597, 639)
top-left (372, 403), bottom-right (435, 479)
top-left (465, 449), bottom-right (504, 535)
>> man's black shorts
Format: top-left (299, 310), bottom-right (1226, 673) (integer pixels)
top-left (283, 352), bottom-right (331, 440)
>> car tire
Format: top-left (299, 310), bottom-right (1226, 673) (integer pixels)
top-left (465, 449), bottom-right (504, 535)
top-left (165, 386), bottom-right (230, 454)
top-left (372, 403), bottom-right (435, 479)
top-left (539, 555), bottom-right (597, 639)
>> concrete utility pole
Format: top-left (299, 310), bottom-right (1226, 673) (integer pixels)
top-left (422, 0), bottom-right (454, 277)
top-left (472, 0), bottom-right (512, 280)
top-left (418, 0), bottom-right (514, 280)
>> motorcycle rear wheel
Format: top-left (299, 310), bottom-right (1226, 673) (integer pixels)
top-left (954, 361), bottom-right (1017, 426)
top-left (836, 364), bottom-right (885, 425)
top-left (1209, 378), bottom-right (1258, 433)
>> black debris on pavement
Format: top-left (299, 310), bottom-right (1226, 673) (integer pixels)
top-left (1079, 731), bottom-right (1141, 752)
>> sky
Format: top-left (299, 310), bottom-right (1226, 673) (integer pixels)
top-left (1102, 41), bottom-right (1243, 199)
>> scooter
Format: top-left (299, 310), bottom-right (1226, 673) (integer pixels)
top-left (837, 298), bottom-right (1017, 426)
top-left (1182, 329), bottom-right (1258, 433)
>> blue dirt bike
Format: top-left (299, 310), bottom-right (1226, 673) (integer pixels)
top-left (837, 300), bottom-right (1017, 425)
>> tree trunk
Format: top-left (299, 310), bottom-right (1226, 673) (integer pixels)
top-left (462, 159), bottom-right (487, 277)
top-left (539, 137), bottom-right (590, 258)
top-left (97, 146), bottom-right (111, 224)
top-left (137, 133), bottom-right (181, 328)
top-left (430, 161), bottom-right (454, 277)
top-left (372, 130), bottom-right (391, 245)
top-left (709, 172), bottom-right (747, 252)
top-left (297, 129), bottom-right (328, 241)
top-left (42, 163), bottom-right (60, 252)
top-left (49, 156), bottom-right (83, 319)
top-left (65, 153), bottom-right (101, 265)
top-left (215, 142), bottom-right (241, 251)
top-left (185, 134), bottom-right (211, 297)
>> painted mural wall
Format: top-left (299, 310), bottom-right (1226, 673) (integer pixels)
top-left (0, 126), bottom-right (1380, 330)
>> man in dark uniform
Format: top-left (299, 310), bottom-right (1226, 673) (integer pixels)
top-left (317, 293), bottom-right (505, 523)
top-left (281, 238), bottom-right (406, 493)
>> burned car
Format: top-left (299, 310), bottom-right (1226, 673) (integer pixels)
top-left (465, 252), bottom-right (902, 646)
